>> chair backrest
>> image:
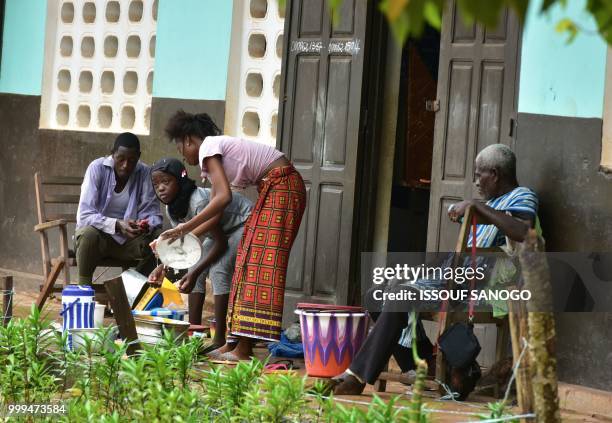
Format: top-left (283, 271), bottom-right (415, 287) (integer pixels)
top-left (34, 173), bottom-right (83, 224)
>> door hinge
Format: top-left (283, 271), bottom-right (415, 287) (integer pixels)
top-left (425, 99), bottom-right (440, 112)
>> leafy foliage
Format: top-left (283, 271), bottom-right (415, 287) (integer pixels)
top-left (277, 0), bottom-right (612, 46)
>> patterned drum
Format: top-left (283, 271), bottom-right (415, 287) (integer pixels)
top-left (295, 309), bottom-right (368, 378)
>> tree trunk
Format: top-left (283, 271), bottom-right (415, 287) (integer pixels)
top-left (519, 229), bottom-right (561, 422)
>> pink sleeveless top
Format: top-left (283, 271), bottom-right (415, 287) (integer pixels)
top-left (198, 136), bottom-right (284, 188)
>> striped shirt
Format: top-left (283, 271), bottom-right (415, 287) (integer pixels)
top-left (398, 186), bottom-right (539, 348)
top-left (467, 186), bottom-right (539, 248)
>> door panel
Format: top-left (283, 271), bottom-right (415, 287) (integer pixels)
top-left (299, 0), bottom-right (325, 36)
top-left (443, 62), bottom-right (473, 180)
top-left (427, 2), bottom-right (520, 252)
top-left (290, 57), bottom-right (320, 163)
top-left (285, 184), bottom-right (310, 292)
top-left (324, 58), bottom-right (352, 165)
top-left (279, 0), bottom-right (369, 321)
top-left (313, 185), bottom-right (343, 296)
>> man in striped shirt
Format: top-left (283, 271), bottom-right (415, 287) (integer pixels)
top-left (332, 144), bottom-right (539, 396)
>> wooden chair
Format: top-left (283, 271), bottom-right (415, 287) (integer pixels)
top-left (34, 172), bottom-right (137, 307)
top-left (434, 205), bottom-right (512, 397)
top-left (375, 205), bottom-right (512, 398)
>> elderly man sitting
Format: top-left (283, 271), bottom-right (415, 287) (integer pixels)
top-left (75, 133), bottom-right (163, 284)
top-left (332, 144), bottom-right (539, 396)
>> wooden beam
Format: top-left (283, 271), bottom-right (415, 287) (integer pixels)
top-left (34, 219), bottom-right (67, 232)
top-left (1, 275), bottom-right (13, 326)
top-left (105, 276), bottom-right (140, 356)
top-left (41, 176), bottom-right (83, 185)
top-left (36, 259), bottom-right (65, 310)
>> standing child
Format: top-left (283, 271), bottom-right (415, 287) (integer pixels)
top-left (148, 158), bottom-right (252, 350)
top-left (160, 111), bottom-right (306, 361)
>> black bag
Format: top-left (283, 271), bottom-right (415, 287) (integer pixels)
top-left (447, 360), bottom-right (482, 401)
top-left (438, 322), bottom-right (481, 369)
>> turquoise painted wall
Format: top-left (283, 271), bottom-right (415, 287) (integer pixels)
top-left (153, 0), bottom-right (232, 100)
top-left (0, 0), bottom-right (47, 95)
top-left (518, 0), bottom-right (607, 118)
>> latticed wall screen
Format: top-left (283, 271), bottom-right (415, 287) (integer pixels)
top-left (225, 0), bottom-right (285, 146)
top-left (41, 0), bottom-right (157, 134)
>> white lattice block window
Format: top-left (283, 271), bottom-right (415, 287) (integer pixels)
top-left (225, 0), bottom-right (285, 146)
top-left (40, 0), bottom-right (157, 135)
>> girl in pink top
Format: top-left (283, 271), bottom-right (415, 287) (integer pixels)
top-left (161, 110), bottom-right (307, 361)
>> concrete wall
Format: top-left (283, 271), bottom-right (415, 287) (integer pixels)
top-left (515, 113), bottom-right (612, 390)
top-left (0, 0), bottom-right (47, 95)
top-left (515, 0), bottom-right (612, 391)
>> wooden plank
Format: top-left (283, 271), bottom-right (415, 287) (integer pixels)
top-left (46, 213), bottom-right (77, 223)
top-left (59, 224), bottom-right (71, 284)
top-left (42, 176), bottom-right (83, 185)
top-left (44, 194), bottom-right (80, 204)
top-left (34, 219), bottom-right (67, 232)
top-left (36, 259), bottom-right (65, 310)
top-left (1, 275), bottom-right (13, 326)
top-left (105, 276), bottom-right (140, 356)
top-left (35, 172), bottom-right (51, 278)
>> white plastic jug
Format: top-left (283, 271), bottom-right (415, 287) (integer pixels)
top-left (93, 302), bottom-right (105, 328)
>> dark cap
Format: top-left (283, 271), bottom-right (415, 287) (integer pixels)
top-left (151, 157), bottom-right (188, 180)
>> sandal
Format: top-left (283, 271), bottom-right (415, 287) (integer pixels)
top-left (264, 363), bottom-right (289, 372)
top-left (216, 351), bottom-right (251, 362)
top-left (331, 371), bottom-right (366, 395)
top-left (270, 359), bottom-right (299, 370)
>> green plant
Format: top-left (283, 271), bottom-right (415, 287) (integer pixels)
top-left (1, 307), bottom-right (526, 422)
top-left (236, 373), bottom-right (310, 422)
top-left (0, 305), bottom-right (58, 405)
top-left (479, 400), bottom-right (519, 423)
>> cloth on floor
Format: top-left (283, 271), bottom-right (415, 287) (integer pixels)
top-left (268, 332), bottom-right (304, 358)
top-left (284, 322), bottom-right (302, 343)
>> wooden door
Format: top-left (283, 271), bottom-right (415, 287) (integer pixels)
top-left (426, 3), bottom-right (521, 251)
top-left (278, 0), bottom-right (370, 319)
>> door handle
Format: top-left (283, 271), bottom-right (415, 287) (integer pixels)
top-left (425, 99), bottom-right (440, 112)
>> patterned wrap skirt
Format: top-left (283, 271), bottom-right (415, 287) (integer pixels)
top-left (227, 164), bottom-right (306, 341)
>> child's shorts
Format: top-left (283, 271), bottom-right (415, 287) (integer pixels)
top-left (191, 226), bottom-right (243, 296)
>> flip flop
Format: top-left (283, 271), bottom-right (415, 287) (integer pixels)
top-left (265, 363), bottom-right (289, 371)
top-left (199, 342), bottom-right (223, 356)
top-left (205, 349), bottom-right (223, 360)
top-left (270, 359), bottom-right (299, 370)
top-left (216, 351), bottom-right (252, 362)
